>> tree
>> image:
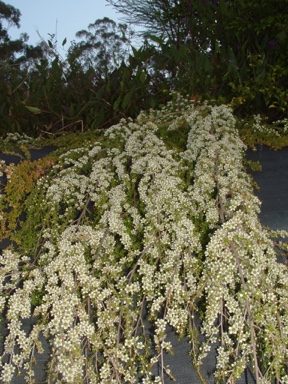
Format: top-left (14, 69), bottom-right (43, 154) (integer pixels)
top-left (107, 0), bottom-right (217, 50)
top-left (67, 17), bottom-right (134, 73)
top-left (0, 0), bottom-right (21, 39)
top-left (0, 2), bottom-right (33, 133)
top-left (107, 0), bottom-right (288, 118)
top-left (218, 0), bottom-right (288, 118)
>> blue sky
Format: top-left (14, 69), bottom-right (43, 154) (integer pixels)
top-left (5, 0), bottom-right (121, 49)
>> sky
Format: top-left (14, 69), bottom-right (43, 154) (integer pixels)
top-left (5, 0), bottom-right (122, 50)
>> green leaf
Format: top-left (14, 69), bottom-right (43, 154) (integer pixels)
top-left (146, 34), bottom-right (163, 45)
top-left (62, 37), bottom-right (67, 46)
top-left (139, 71), bottom-right (146, 84)
top-left (25, 106), bottom-right (41, 114)
top-left (45, 78), bottom-right (53, 92)
top-left (113, 97), bottom-right (122, 111)
top-left (121, 92), bottom-right (132, 110)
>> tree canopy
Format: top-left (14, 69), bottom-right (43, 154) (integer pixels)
top-left (108, 0), bottom-right (288, 118)
top-left (67, 17), bottom-right (134, 73)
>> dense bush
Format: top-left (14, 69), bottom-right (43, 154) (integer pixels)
top-left (1, 97), bottom-right (288, 383)
top-left (1, 1), bottom-right (288, 137)
top-left (108, 0), bottom-right (288, 119)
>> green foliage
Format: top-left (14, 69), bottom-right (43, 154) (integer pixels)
top-left (239, 115), bottom-right (288, 149)
top-left (0, 13), bottom-right (173, 136)
top-left (0, 155), bottom-right (57, 245)
top-left (68, 17), bottom-right (133, 72)
top-left (0, 1), bottom-right (46, 135)
top-left (1, 1), bottom-right (287, 137)
top-left (108, 0), bottom-right (288, 120)
top-left (0, 1), bottom-right (21, 27)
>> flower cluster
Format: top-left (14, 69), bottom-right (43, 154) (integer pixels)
top-left (1, 96), bottom-right (288, 383)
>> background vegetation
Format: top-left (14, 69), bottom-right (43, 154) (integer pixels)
top-left (0, 0), bottom-right (287, 139)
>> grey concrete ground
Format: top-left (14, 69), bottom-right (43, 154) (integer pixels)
top-left (1, 145), bottom-right (287, 383)
top-left (246, 146), bottom-right (288, 231)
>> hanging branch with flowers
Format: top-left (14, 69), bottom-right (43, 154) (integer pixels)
top-left (0, 95), bottom-right (288, 383)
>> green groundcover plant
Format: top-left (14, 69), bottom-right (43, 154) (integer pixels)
top-left (0, 96), bottom-right (288, 383)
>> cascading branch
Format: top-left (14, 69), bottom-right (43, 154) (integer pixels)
top-left (0, 96), bottom-right (288, 383)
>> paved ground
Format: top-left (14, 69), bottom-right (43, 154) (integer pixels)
top-left (246, 146), bottom-right (288, 231)
top-left (1, 145), bottom-right (287, 383)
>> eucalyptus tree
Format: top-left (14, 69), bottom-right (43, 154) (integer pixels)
top-left (0, 1), bottom-right (21, 43)
top-left (106, 0), bottom-right (217, 50)
top-left (67, 17), bottom-right (134, 74)
top-left (0, 1), bottom-right (43, 134)
top-left (106, 0), bottom-right (219, 97)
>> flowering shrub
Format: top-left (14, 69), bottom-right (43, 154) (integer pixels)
top-left (1, 97), bottom-right (288, 383)
top-left (239, 114), bottom-right (288, 150)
